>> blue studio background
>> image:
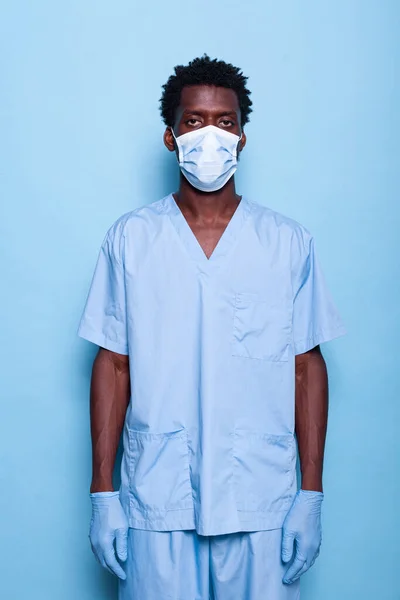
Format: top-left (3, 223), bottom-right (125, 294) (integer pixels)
top-left (1, 1), bottom-right (399, 599)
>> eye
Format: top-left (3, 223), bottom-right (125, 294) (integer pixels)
top-left (185, 118), bottom-right (201, 127)
top-left (220, 119), bottom-right (235, 128)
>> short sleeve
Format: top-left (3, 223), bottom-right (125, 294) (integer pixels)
top-left (291, 229), bottom-right (346, 355)
top-left (77, 222), bottom-right (128, 355)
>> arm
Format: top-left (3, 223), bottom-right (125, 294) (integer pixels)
top-left (295, 345), bottom-right (328, 493)
top-left (87, 347), bottom-right (130, 580)
top-left (77, 223), bottom-right (131, 578)
top-left (282, 229), bottom-right (345, 585)
top-left (90, 347), bottom-right (130, 493)
top-left (282, 345), bottom-right (327, 584)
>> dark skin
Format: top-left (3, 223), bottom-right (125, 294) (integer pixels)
top-left (89, 349), bottom-right (130, 493)
top-left (295, 346), bottom-right (328, 492)
top-left (89, 84), bottom-right (328, 494)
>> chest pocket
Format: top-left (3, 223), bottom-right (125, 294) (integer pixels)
top-left (232, 292), bottom-right (290, 362)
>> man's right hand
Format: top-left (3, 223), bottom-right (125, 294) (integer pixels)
top-left (89, 491), bottom-right (129, 580)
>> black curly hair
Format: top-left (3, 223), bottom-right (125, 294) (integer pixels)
top-left (160, 54), bottom-right (252, 128)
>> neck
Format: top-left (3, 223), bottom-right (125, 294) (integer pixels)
top-left (174, 176), bottom-right (241, 219)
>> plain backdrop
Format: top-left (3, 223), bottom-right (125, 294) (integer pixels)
top-left (1, 1), bottom-right (399, 599)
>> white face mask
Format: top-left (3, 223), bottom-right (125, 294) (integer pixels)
top-left (172, 125), bottom-right (242, 193)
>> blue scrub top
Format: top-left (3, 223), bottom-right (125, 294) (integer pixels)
top-left (78, 193), bottom-right (346, 535)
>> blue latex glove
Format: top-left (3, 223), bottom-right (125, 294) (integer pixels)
top-left (89, 491), bottom-right (129, 580)
top-left (282, 490), bottom-right (324, 585)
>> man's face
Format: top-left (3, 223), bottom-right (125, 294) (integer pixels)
top-left (164, 85), bottom-right (246, 152)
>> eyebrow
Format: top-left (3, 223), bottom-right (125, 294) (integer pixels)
top-left (182, 109), bottom-right (238, 117)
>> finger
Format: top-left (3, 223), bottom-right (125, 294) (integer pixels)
top-left (287, 560), bottom-right (309, 583)
top-left (90, 541), bottom-right (104, 566)
top-left (309, 549), bottom-right (320, 569)
top-left (115, 528), bottom-right (128, 562)
top-left (104, 550), bottom-right (127, 580)
top-left (281, 531), bottom-right (295, 563)
top-left (100, 558), bottom-right (119, 577)
top-left (283, 556), bottom-right (306, 584)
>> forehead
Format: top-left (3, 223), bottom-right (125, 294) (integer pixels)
top-left (178, 85), bottom-right (240, 114)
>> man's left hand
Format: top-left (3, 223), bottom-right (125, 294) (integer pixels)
top-left (281, 490), bottom-right (324, 585)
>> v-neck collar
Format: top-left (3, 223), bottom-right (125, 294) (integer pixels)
top-left (165, 193), bottom-right (252, 272)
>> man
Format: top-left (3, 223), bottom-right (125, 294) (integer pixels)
top-left (78, 55), bottom-right (346, 599)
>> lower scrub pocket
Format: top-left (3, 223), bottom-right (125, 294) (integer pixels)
top-left (232, 429), bottom-right (295, 513)
top-left (128, 428), bottom-right (193, 517)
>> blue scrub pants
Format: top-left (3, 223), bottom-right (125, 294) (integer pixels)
top-left (118, 528), bottom-right (300, 600)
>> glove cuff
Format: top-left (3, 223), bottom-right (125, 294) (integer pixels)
top-left (298, 489), bottom-right (324, 511)
top-left (90, 490), bottom-right (119, 504)
top-left (299, 489), bottom-right (324, 499)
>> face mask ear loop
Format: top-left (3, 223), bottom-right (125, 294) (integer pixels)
top-left (234, 132), bottom-right (243, 159)
top-left (170, 127), bottom-right (183, 163)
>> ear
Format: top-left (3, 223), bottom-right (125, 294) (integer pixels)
top-left (164, 127), bottom-right (176, 152)
top-left (239, 130), bottom-right (247, 153)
